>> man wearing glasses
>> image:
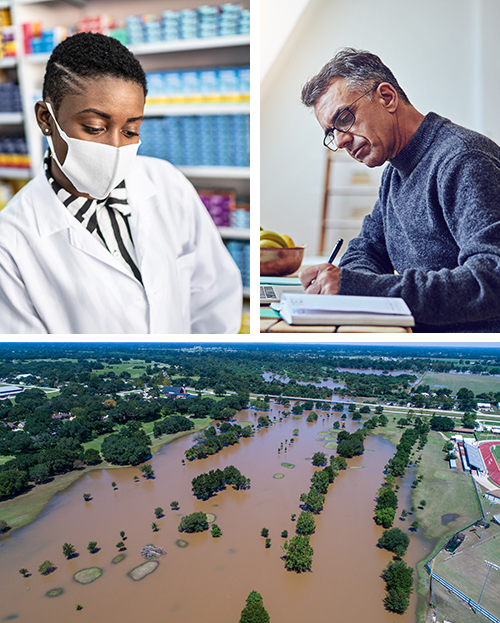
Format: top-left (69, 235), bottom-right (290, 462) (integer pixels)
top-left (299, 47), bottom-right (500, 332)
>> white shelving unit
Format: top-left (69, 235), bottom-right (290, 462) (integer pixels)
top-left (0, 112), bottom-right (23, 123)
top-left (144, 102), bottom-right (249, 116)
top-left (0, 166), bottom-right (31, 178)
top-left (319, 150), bottom-right (383, 255)
top-left (2, 0), bottom-right (250, 306)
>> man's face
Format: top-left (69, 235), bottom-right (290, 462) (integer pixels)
top-left (314, 77), bottom-right (396, 168)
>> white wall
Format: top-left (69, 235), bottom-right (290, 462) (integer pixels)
top-left (260, 0), bottom-right (311, 80)
top-left (261, 0), bottom-right (496, 256)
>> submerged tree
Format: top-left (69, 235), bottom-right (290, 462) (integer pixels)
top-left (154, 507), bottom-right (164, 518)
top-left (378, 528), bottom-right (410, 558)
top-left (62, 542), bottom-right (76, 559)
top-left (282, 535), bottom-right (314, 573)
top-left (211, 524), bottom-right (222, 538)
top-left (178, 512), bottom-right (209, 533)
top-left (239, 590), bottom-right (270, 623)
top-left (140, 464), bottom-right (155, 479)
top-left (87, 541), bottom-right (98, 553)
top-left (38, 560), bottom-right (55, 575)
top-left (295, 511), bottom-right (316, 536)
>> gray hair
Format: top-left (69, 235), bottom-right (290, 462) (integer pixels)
top-left (301, 47), bottom-right (410, 107)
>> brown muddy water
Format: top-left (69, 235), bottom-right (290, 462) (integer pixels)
top-left (0, 404), bottom-right (432, 623)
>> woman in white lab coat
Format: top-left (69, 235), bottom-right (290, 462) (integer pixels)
top-left (0, 32), bottom-right (242, 334)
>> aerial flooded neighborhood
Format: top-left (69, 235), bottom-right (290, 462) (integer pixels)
top-left (0, 342), bottom-right (499, 623)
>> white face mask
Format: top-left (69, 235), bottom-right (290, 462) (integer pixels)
top-left (45, 101), bottom-right (141, 200)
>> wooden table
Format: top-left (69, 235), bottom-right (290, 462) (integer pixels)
top-left (260, 308), bottom-right (412, 333)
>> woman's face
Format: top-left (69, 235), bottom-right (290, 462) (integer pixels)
top-left (36, 76), bottom-right (145, 197)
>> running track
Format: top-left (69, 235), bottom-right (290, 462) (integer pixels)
top-left (479, 441), bottom-right (500, 487)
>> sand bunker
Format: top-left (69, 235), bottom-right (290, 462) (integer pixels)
top-left (74, 567), bottom-right (102, 584)
top-left (128, 560), bottom-right (159, 581)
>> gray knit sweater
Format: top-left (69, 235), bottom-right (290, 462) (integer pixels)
top-left (338, 112), bottom-right (500, 332)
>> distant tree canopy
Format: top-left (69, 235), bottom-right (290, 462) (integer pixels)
top-left (101, 423), bottom-right (151, 466)
top-left (0, 469), bottom-right (29, 499)
top-left (429, 416), bottom-right (455, 432)
top-left (461, 411), bottom-right (477, 429)
top-left (153, 415), bottom-right (194, 438)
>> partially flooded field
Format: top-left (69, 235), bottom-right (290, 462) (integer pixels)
top-left (0, 403), bottom-right (432, 622)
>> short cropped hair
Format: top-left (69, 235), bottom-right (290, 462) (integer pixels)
top-left (43, 32), bottom-right (148, 112)
top-left (301, 47), bottom-right (410, 107)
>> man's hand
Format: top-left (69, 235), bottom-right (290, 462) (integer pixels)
top-left (298, 263), bottom-right (341, 295)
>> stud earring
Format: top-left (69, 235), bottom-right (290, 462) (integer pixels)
top-left (45, 128), bottom-right (50, 133)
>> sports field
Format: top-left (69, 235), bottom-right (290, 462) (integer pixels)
top-left (421, 371), bottom-right (500, 395)
top-left (431, 525), bottom-right (500, 619)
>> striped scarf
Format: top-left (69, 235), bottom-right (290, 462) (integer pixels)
top-left (44, 151), bottom-right (142, 284)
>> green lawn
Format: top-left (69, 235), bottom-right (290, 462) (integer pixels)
top-left (82, 416), bottom-right (212, 455)
top-left (421, 371), bottom-right (500, 394)
top-left (413, 432), bottom-right (484, 622)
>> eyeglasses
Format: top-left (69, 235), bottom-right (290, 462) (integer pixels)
top-left (323, 86), bottom-right (377, 151)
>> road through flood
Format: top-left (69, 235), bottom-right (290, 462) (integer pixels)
top-left (0, 403), bottom-right (432, 622)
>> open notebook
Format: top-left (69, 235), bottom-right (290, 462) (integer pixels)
top-left (270, 293), bottom-right (415, 327)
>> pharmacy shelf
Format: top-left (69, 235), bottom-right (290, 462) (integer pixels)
top-left (0, 56), bottom-right (17, 68)
top-left (218, 226), bottom-right (249, 240)
top-left (129, 34), bottom-right (250, 56)
top-left (144, 102), bottom-right (249, 117)
top-left (178, 166), bottom-right (249, 179)
top-left (22, 34), bottom-right (250, 64)
top-left (0, 112), bottom-right (23, 124)
top-left (0, 167), bottom-right (31, 179)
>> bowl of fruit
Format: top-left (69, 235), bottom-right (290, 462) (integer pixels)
top-left (260, 229), bottom-right (306, 276)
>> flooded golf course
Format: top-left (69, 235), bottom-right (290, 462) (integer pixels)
top-left (0, 404), bottom-right (432, 622)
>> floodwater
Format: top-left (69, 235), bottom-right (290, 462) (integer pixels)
top-left (0, 403), bottom-right (432, 623)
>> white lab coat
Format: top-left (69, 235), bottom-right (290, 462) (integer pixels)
top-left (0, 156), bottom-right (242, 334)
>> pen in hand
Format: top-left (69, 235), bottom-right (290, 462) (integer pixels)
top-left (327, 238), bottom-right (343, 264)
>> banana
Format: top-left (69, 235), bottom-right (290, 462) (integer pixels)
top-left (260, 230), bottom-right (288, 247)
top-left (280, 234), bottom-right (296, 248)
top-left (260, 239), bottom-right (283, 248)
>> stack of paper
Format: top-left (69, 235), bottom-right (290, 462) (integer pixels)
top-left (271, 293), bottom-right (415, 327)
